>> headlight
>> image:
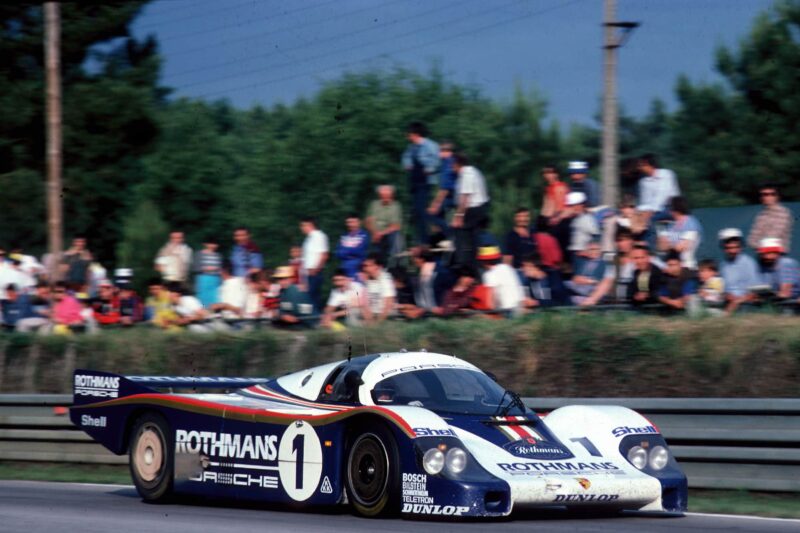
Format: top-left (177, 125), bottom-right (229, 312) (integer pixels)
top-left (648, 445), bottom-right (669, 470)
top-left (445, 447), bottom-right (467, 474)
top-left (422, 448), bottom-right (445, 475)
top-left (627, 445), bottom-right (647, 470)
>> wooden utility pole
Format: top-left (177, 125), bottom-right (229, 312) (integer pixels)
top-left (601, 0), bottom-right (638, 207)
top-left (45, 2), bottom-right (63, 277)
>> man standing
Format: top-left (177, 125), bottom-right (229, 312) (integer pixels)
top-left (452, 153), bottom-right (490, 269)
top-left (230, 227), bottom-right (263, 278)
top-left (567, 161), bottom-right (600, 208)
top-left (566, 191), bottom-right (599, 263)
top-left (718, 228), bottom-right (760, 314)
top-left (637, 153), bottom-right (680, 222)
top-left (427, 141), bottom-right (457, 236)
top-left (335, 213), bottom-right (370, 280)
top-left (155, 231), bottom-right (193, 286)
top-left (60, 237), bottom-right (93, 290)
top-left (401, 121), bottom-right (440, 244)
top-left (365, 185), bottom-right (403, 263)
top-left (300, 216), bottom-right (329, 313)
top-left (747, 184), bottom-right (794, 254)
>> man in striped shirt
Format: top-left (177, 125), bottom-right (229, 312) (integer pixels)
top-left (747, 184), bottom-right (794, 254)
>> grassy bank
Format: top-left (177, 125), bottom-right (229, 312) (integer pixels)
top-left (0, 462), bottom-right (797, 519)
top-left (1, 314), bottom-right (799, 396)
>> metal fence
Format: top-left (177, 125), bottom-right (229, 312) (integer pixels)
top-left (0, 394), bottom-right (798, 491)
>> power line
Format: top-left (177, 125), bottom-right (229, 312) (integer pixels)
top-left (136, 0), bottom-right (265, 30)
top-left (153, 0), bottom-right (341, 43)
top-left (177, 0), bottom-right (524, 91)
top-left (165, 0), bottom-right (408, 59)
top-left (188, 0), bottom-right (587, 100)
top-left (169, 0), bottom-right (467, 82)
top-left (138, 0), bottom-right (218, 20)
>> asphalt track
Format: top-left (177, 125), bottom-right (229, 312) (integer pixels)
top-left (0, 481), bottom-right (798, 533)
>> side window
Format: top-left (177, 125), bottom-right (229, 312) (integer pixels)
top-left (316, 364), bottom-right (345, 402)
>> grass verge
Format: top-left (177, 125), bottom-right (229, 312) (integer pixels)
top-left (0, 462), bottom-right (797, 519)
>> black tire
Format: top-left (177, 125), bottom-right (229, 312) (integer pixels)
top-left (345, 424), bottom-right (399, 517)
top-left (128, 412), bottom-right (174, 502)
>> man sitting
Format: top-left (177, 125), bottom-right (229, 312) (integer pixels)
top-left (477, 246), bottom-right (524, 317)
top-left (658, 251), bottom-right (698, 313)
top-left (273, 266), bottom-right (316, 328)
top-left (755, 238), bottom-right (800, 301)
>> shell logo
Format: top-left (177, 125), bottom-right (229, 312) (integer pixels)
top-left (576, 477), bottom-right (591, 490)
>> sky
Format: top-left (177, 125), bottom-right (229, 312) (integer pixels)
top-left (130, 0), bottom-right (777, 125)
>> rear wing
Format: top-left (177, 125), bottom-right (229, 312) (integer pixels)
top-left (72, 369), bottom-right (271, 406)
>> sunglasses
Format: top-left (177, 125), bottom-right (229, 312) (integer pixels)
top-left (760, 191), bottom-right (777, 196)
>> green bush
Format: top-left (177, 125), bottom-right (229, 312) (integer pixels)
top-left (1, 314), bottom-right (798, 397)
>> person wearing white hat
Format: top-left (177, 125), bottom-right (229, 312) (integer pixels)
top-left (567, 161), bottom-right (600, 208)
top-left (718, 228), bottom-right (759, 313)
top-left (566, 191), bottom-right (600, 266)
top-left (755, 238), bottom-right (800, 300)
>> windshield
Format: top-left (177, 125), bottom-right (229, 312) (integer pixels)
top-left (370, 369), bottom-right (526, 416)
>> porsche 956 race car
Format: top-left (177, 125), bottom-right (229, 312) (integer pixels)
top-left (71, 351), bottom-right (687, 518)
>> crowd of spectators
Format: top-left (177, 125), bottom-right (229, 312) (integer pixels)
top-left (1, 123), bottom-right (798, 333)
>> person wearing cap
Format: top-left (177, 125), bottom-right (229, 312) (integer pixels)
top-left (452, 153), bottom-right (490, 269)
top-left (636, 153), bottom-right (680, 220)
top-left (402, 121), bottom-right (440, 245)
top-left (747, 184), bottom-right (793, 254)
top-left (718, 228), bottom-right (759, 314)
top-left (0, 284), bottom-right (37, 331)
top-left (755, 238), bottom-right (800, 300)
top-left (477, 246), bottom-right (524, 316)
top-left (566, 191), bottom-right (600, 266)
top-left (89, 280), bottom-right (121, 326)
top-left (274, 266), bottom-right (316, 328)
top-left (567, 161), bottom-right (600, 208)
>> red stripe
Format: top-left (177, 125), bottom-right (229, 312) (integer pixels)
top-left (505, 416), bottom-right (529, 440)
top-left (244, 386), bottom-right (346, 411)
top-left (84, 393), bottom-right (416, 437)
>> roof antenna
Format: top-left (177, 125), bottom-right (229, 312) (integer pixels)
top-left (356, 288), bottom-right (368, 356)
top-left (346, 303), bottom-right (352, 362)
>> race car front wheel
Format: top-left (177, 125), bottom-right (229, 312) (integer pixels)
top-left (346, 426), bottom-right (398, 517)
top-left (129, 412), bottom-right (174, 502)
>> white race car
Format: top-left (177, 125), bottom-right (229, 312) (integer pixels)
top-left (71, 351), bottom-right (687, 518)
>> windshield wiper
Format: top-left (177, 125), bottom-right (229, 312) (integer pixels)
top-left (495, 389), bottom-right (526, 417)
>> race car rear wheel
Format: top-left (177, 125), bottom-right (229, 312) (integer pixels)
top-left (129, 412), bottom-right (173, 502)
top-left (346, 426), bottom-right (398, 517)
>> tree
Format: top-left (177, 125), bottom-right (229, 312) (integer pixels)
top-left (116, 199), bottom-right (168, 292)
top-left (0, 3), bottom-right (163, 261)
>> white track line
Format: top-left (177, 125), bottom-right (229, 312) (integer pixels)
top-left (687, 512), bottom-right (800, 523)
